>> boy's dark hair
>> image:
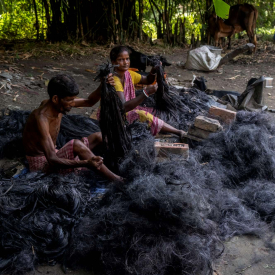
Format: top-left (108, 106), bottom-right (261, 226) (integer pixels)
top-left (48, 74), bottom-right (79, 99)
top-left (110, 46), bottom-right (130, 61)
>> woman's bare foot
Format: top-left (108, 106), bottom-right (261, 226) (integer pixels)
top-left (160, 122), bottom-right (187, 141)
top-left (179, 130), bottom-right (187, 141)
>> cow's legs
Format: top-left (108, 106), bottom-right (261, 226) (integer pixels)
top-left (214, 33), bottom-right (220, 47)
top-left (246, 11), bottom-right (257, 52)
top-left (227, 29), bottom-right (236, 50)
top-left (227, 36), bottom-right (231, 49)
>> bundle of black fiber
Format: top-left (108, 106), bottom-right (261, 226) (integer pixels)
top-left (177, 88), bottom-right (211, 131)
top-left (95, 63), bottom-right (131, 165)
top-left (152, 155), bottom-right (268, 240)
top-left (150, 58), bottom-right (184, 122)
top-left (195, 111), bottom-right (275, 187)
top-left (119, 122), bottom-right (155, 180)
top-left (68, 174), bottom-right (221, 275)
top-left (0, 172), bottom-right (99, 274)
top-left (239, 180), bottom-right (275, 224)
top-left (0, 110), bottom-right (30, 159)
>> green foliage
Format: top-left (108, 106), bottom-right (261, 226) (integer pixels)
top-left (0, 0), bottom-right (47, 40)
top-left (213, 0), bottom-right (230, 19)
top-left (0, 0), bottom-right (275, 44)
top-left (143, 19), bottom-right (157, 39)
top-left (257, 27), bottom-right (275, 42)
top-left (183, 14), bottom-right (202, 43)
top-left (0, 0), bottom-right (7, 14)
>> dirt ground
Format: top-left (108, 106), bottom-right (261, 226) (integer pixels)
top-left (1, 39), bottom-right (275, 275)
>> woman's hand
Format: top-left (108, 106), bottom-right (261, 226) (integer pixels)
top-left (150, 61), bottom-right (162, 74)
top-left (146, 83), bottom-right (158, 95)
top-left (106, 73), bottom-right (115, 86)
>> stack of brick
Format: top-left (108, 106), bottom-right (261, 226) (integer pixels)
top-left (186, 106), bottom-right (237, 142)
top-left (187, 116), bottom-right (223, 141)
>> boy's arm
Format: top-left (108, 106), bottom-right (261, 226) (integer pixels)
top-left (74, 73), bottom-right (115, 107)
top-left (74, 84), bottom-right (101, 108)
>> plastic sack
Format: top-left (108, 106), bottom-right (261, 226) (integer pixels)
top-left (185, 46), bottom-right (222, 71)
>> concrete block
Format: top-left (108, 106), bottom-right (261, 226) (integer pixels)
top-left (194, 115), bottom-right (222, 132)
top-left (155, 142), bottom-right (189, 159)
top-left (188, 126), bottom-right (212, 139)
top-left (209, 106), bottom-right (236, 123)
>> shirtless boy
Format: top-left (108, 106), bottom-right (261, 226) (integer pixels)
top-left (23, 74), bottom-right (121, 182)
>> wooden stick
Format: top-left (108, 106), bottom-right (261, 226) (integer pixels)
top-left (218, 43), bottom-right (255, 67)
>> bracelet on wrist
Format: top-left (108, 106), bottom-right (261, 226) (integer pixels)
top-left (143, 89), bottom-right (149, 98)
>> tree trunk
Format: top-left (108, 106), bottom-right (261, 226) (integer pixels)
top-left (42, 0), bottom-right (50, 30)
top-left (150, 0), bottom-right (163, 39)
top-left (32, 0), bottom-right (39, 40)
top-left (191, 33), bottom-right (195, 47)
top-left (174, 20), bottom-right (178, 45)
top-left (164, 0), bottom-right (171, 43)
top-left (182, 17), bottom-right (186, 44)
top-left (139, 0), bottom-right (143, 40)
top-left (219, 43), bottom-right (255, 66)
top-left (42, 0), bottom-right (139, 43)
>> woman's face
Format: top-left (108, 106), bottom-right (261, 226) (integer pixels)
top-left (113, 51), bottom-right (130, 71)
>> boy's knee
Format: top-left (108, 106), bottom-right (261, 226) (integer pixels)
top-left (73, 139), bottom-right (86, 151)
top-left (94, 132), bottom-right (102, 143)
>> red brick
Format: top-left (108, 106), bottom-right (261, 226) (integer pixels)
top-left (155, 142), bottom-right (189, 159)
top-left (209, 106), bottom-right (236, 123)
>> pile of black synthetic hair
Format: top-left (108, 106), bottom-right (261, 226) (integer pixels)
top-left (3, 109), bottom-right (275, 273)
top-left (0, 172), bottom-right (105, 275)
top-left (177, 87), bottom-right (212, 130)
top-left (68, 174), bottom-right (221, 275)
top-left (95, 62), bottom-right (132, 168)
top-left (0, 110), bottom-right (30, 159)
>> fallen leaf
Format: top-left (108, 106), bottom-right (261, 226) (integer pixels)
top-left (45, 80), bottom-right (49, 86)
top-left (85, 69), bottom-right (96, 73)
top-left (52, 67), bottom-right (66, 71)
top-left (13, 95), bottom-right (19, 101)
top-left (226, 75), bottom-right (240, 80)
top-left (22, 53), bottom-right (32, 60)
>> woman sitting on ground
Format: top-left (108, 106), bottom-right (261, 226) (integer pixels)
top-left (108, 45), bottom-right (185, 138)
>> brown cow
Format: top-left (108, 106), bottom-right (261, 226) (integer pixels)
top-left (207, 4), bottom-right (258, 51)
top-left (225, 4), bottom-right (258, 50)
top-left (207, 13), bottom-right (236, 47)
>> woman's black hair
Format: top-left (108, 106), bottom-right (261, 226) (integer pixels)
top-left (48, 74), bottom-right (79, 99)
top-left (110, 46), bottom-right (130, 61)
